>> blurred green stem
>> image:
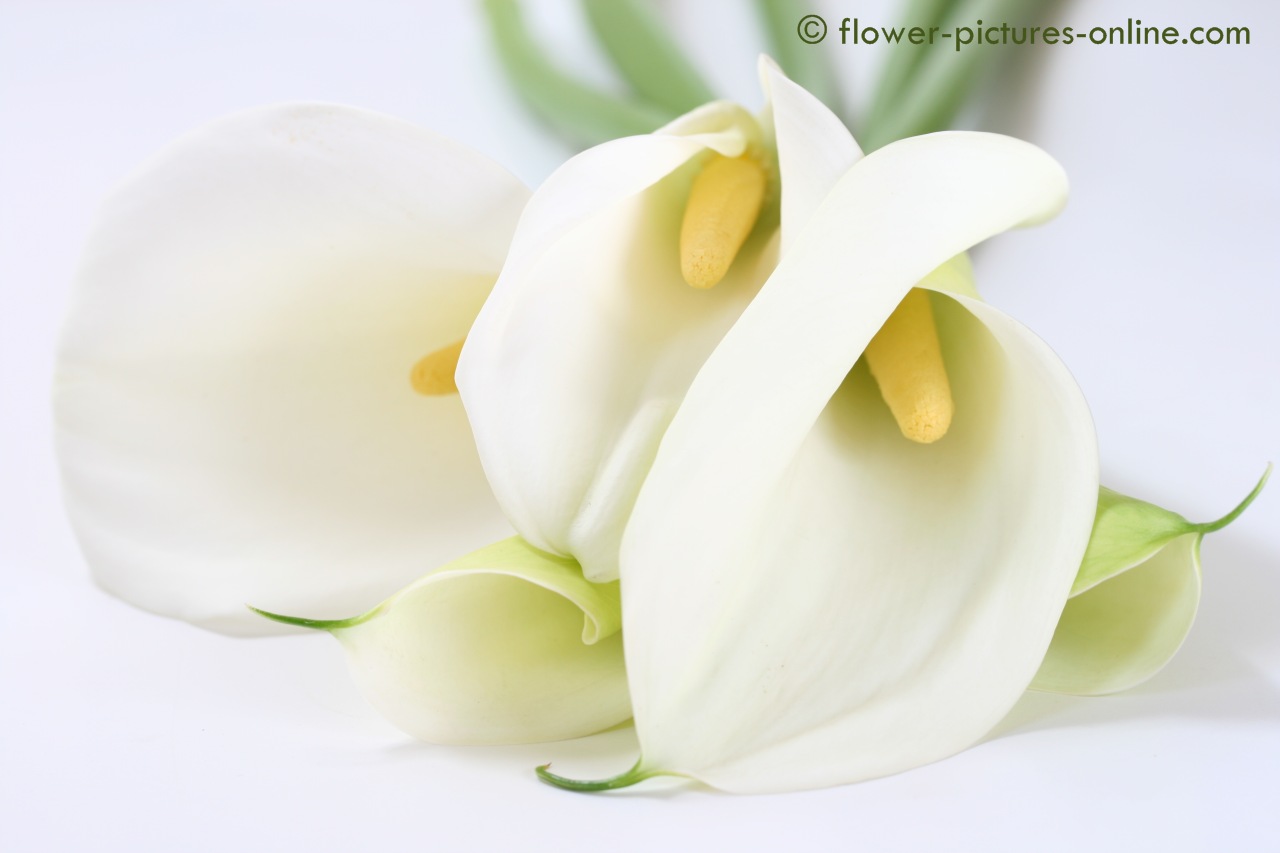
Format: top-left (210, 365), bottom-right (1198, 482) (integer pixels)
top-left (754, 0), bottom-right (840, 109)
top-left (861, 0), bottom-right (1051, 150)
top-left (482, 0), bottom-right (675, 146)
top-left (862, 0), bottom-right (956, 136)
top-left (581, 0), bottom-right (716, 114)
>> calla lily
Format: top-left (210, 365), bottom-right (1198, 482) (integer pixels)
top-left (535, 128), bottom-right (1100, 793)
top-left (55, 104), bottom-right (634, 746)
top-left (1035, 468), bottom-right (1270, 696)
top-left (459, 60), bottom-right (863, 583)
top-left (253, 538), bottom-right (630, 744)
top-left (54, 104), bottom-right (529, 634)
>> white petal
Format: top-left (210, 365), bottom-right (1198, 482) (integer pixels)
top-left (55, 104), bottom-right (529, 634)
top-left (320, 538), bottom-right (630, 745)
top-left (758, 57), bottom-right (863, 254)
top-left (459, 67), bottom-right (864, 584)
top-left (458, 105), bottom-right (773, 582)
top-left (618, 133), bottom-right (1096, 792)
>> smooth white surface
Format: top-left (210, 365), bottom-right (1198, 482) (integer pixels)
top-left (1, 0), bottom-right (1276, 850)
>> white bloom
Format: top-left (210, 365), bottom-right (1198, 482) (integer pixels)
top-left (606, 131), bottom-right (1097, 792)
top-left (55, 103), bottom-right (635, 745)
top-left (55, 104), bottom-right (528, 634)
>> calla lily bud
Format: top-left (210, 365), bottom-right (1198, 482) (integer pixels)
top-left (1035, 468), bottom-right (1270, 695)
top-left (255, 538), bottom-right (630, 745)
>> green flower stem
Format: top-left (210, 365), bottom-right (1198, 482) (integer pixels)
top-left (535, 759), bottom-right (664, 792)
top-left (862, 0), bottom-right (955, 136)
top-left (1194, 464), bottom-right (1271, 535)
top-left (482, 0), bottom-right (675, 146)
top-left (581, 0), bottom-right (716, 114)
top-left (754, 0), bottom-right (839, 108)
top-left (860, 0), bottom-right (1051, 150)
top-left (247, 604), bottom-right (383, 632)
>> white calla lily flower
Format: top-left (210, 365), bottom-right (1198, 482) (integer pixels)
top-left (458, 60), bottom-right (860, 583)
top-left (536, 131), bottom-right (1099, 793)
top-left (55, 104), bottom-right (529, 635)
top-left (56, 104), bottom-right (632, 746)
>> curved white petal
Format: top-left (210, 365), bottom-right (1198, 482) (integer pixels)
top-left (758, 57), bottom-right (862, 253)
top-left (458, 104), bottom-right (772, 582)
top-left (314, 538), bottom-right (630, 745)
top-left (458, 71), bottom-right (861, 583)
top-left (618, 133), bottom-right (1097, 793)
top-left (55, 104), bottom-right (529, 634)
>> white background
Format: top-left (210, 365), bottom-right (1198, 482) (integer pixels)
top-left (2, 0), bottom-right (1277, 850)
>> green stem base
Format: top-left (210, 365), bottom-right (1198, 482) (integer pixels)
top-left (535, 759), bottom-right (664, 792)
top-left (247, 604), bottom-right (381, 632)
top-left (1194, 463), bottom-right (1271, 535)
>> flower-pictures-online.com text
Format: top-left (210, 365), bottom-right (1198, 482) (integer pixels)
top-left (796, 16), bottom-right (1251, 51)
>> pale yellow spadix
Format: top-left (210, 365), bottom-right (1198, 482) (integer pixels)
top-left (680, 153), bottom-right (767, 289)
top-left (410, 339), bottom-right (465, 395)
top-left (864, 288), bottom-right (954, 443)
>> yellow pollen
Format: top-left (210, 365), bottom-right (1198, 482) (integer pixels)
top-left (864, 289), bottom-right (954, 444)
top-left (679, 153), bottom-right (767, 289)
top-left (410, 339), bottom-right (465, 396)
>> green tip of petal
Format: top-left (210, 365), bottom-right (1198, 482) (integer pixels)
top-left (246, 604), bottom-right (379, 632)
top-left (1195, 463), bottom-right (1272, 535)
top-left (535, 759), bottom-right (660, 793)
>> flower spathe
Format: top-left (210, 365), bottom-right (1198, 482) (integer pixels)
top-left (1035, 468), bottom-right (1270, 696)
top-left (605, 133), bottom-right (1096, 793)
top-left (255, 537), bottom-right (630, 744)
top-left (54, 104), bottom-right (528, 634)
